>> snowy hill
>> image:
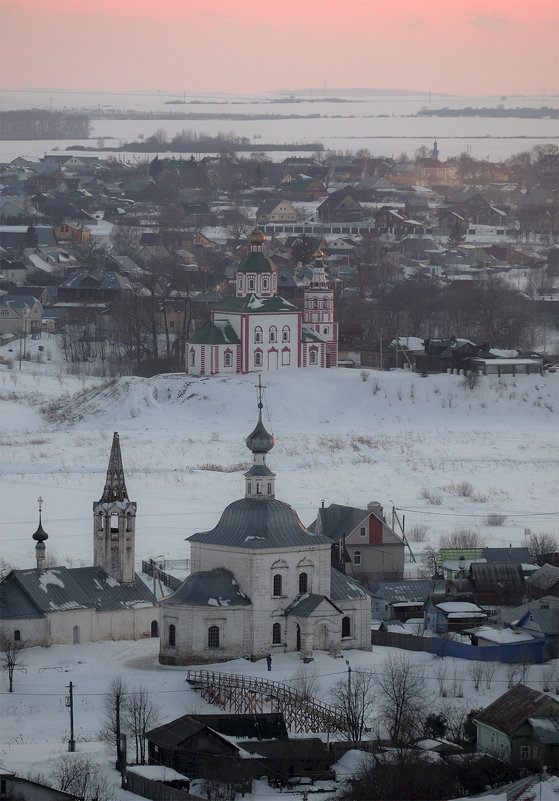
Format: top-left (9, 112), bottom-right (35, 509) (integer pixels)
top-left (1, 338), bottom-right (557, 570)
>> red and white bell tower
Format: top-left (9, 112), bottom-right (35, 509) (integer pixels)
top-left (303, 250), bottom-right (338, 368)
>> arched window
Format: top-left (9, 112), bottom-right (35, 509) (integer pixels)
top-left (208, 625), bottom-right (220, 648)
top-left (342, 616), bottom-right (351, 638)
top-left (354, 551), bottom-right (361, 565)
top-left (309, 350), bottom-right (317, 365)
top-left (254, 352), bottom-right (262, 367)
top-left (224, 352), bottom-right (232, 367)
top-left (269, 326), bottom-right (277, 343)
top-left (14, 629), bottom-right (20, 641)
top-left (248, 278), bottom-right (255, 290)
top-left (298, 572), bottom-right (308, 594)
top-left (190, 350), bottom-right (195, 366)
top-left (254, 327), bottom-right (263, 343)
top-left (273, 574), bottom-right (283, 597)
top-left (151, 620), bottom-right (158, 638)
top-left (272, 622), bottom-right (282, 644)
top-left (282, 326), bottom-right (290, 342)
top-left (168, 624), bottom-right (176, 647)
top-left (263, 277), bottom-right (269, 290)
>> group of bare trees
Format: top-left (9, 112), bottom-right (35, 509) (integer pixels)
top-left (100, 676), bottom-right (159, 767)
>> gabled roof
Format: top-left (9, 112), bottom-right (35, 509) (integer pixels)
top-left (147, 713), bottom-right (288, 749)
top-left (0, 566), bottom-right (156, 619)
top-left (470, 562), bottom-right (525, 594)
top-left (483, 547), bottom-right (531, 564)
top-left (286, 593), bottom-right (342, 618)
top-left (474, 684), bottom-right (558, 735)
top-left (526, 563), bottom-right (559, 591)
top-left (371, 579), bottom-right (445, 604)
top-left (309, 503), bottom-right (368, 543)
top-left (188, 320), bottom-right (240, 345)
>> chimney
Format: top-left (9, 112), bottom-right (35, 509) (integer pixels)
top-left (367, 501), bottom-right (383, 520)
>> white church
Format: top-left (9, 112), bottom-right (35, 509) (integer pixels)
top-left (0, 434), bottom-right (158, 647)
top-left (159, 388), bottom-right (371, 665)
top-left (185, 227), bottom-right (338, 375)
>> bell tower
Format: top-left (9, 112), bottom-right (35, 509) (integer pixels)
top-left (303, 249), bottom-right (338, 367)
top-left (93, 432), bottom-right (137, 583)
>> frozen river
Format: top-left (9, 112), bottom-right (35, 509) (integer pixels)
top-left (1, 88), bottom-right (557, 163)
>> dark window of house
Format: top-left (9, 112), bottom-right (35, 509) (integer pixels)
top-left (298, 572), bottom-right (308, 594)
top-left (208, 625), bottom-right (220, 648)
top-left (169, 624), bottom-right (176, 647)
top-left (342, 616), bottom-right (351, 637)
top-left (272, 622), bottom-right (281, 644)
top-left (354, 551), bottom-right (361, 565)
top-left (14, 629), bottom-right (20, 641)
top-left (273, 574), bottom-right (283, 597)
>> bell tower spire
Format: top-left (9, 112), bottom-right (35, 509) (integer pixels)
top-left (93, 432), bottom-right (137, 583)
top-left (244, 377), bottom-right (276, 500)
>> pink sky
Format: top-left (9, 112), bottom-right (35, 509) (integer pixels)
top-left (1, 0), bottom-right (558, 96)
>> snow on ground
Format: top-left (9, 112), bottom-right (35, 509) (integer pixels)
top-left (0, 335), bottom-right (558, 798)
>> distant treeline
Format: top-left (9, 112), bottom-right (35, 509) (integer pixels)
top-left (416, 106), bottom-right (559, 119)
top-left (121, 129), bottom-right (323, 152)
top-left (90, 110), bottom-right (324, 121)
top-left (0, 110), bottom-right (92, 140)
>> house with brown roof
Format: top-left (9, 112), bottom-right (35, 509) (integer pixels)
top-left (317, 187), bottom-right (366, 223)
top-left (474, 684), bottom-right (559, 768)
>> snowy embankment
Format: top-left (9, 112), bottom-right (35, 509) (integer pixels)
top-left (0, 337), bottom-right (557, 570)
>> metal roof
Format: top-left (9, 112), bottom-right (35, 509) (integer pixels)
top-left (188, 498), bottom-right (332, 550)
top-left (474, 685), bottom-right (558, 736)
top-left (330, 567), bottom-right (371, 601)
top-left (286, 593), bottom-right (341, 618)
top-left (309, 504), bottom-right (368, 543)
top-left (528, 717), bottom-right (559, 744)
top-left (0, 566), bottom-right (156, 619)
top-left (162, 568), bottom-right (251, 608)
top-left (371, 579), bottom-right (445, 604)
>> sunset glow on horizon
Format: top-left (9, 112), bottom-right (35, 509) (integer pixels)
top-left (1, 0), bottom-right (558, 97)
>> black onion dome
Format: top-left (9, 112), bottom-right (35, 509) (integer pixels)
top-left (246, 415), bottom-right (275, 454)
top-left (32, 515), bottom-right (48, 543)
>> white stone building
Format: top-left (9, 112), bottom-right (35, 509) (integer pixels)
top-left (159, 393), bottom-right (371, 665)
top-left (0, 434), bottom-right (158, 647)
top-left (185, 228), bottom-right (338, 375)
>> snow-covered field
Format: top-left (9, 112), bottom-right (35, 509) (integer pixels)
top-left (1, 336), bottom-right (558, 800)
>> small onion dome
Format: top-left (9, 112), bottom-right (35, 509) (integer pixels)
top-left (314, 249), bottom-right (324, 260)
top-left (32, 513), bottom-right (48, 543)
top-left (248, 226), bottom-right (266, 246)
top-left (246, 415), bottom-right (275, 454)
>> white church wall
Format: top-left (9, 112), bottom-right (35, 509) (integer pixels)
top-left (159, 605), bottom-right (252, 665)
top-left (0, 616), bottom-right (46, 648)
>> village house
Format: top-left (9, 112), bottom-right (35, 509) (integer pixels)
top-left (317, 187), bottom-right (367, 223)
top-left (474, 684), bottom-right (559, 768)
top-left (0, 293), bottom-right (44, 337)
top-left (257, 198), bottom-right (298, 225)
top-left (308, 501), bottom-right (406, 585)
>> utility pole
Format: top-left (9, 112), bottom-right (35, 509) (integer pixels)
top-left (66, 681), bottom-right (75, 752)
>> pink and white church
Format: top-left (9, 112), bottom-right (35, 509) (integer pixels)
top-left (185, 228), bottom-right (338, 375)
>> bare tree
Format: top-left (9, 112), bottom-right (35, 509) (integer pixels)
top-left (100, 676), bottom-right (127, 769)
top-left (528, 532), bottom-right (558, 566)
top-left (124, 685), bottom-right (159, 765)
top-left (50, 755), bottom-right (113, 801)
top-left (439, 528), bottom-right (483, 550)
top-left (0, 633), bottom-right (26, 692)
top-left (377, 654), bottom-right (427, 745)
top-left (330, 667), bottom-right (376, 743)
top-left (292, 663), bottom-right (319, 702)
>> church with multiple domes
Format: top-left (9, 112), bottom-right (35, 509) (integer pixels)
top-left (159, 387), bottom-right (371, 665)
top-left (185, 228), bottom-right (338, 375)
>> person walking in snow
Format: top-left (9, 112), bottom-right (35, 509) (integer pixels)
top-left (266, 654), bottom-right (272, 671)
